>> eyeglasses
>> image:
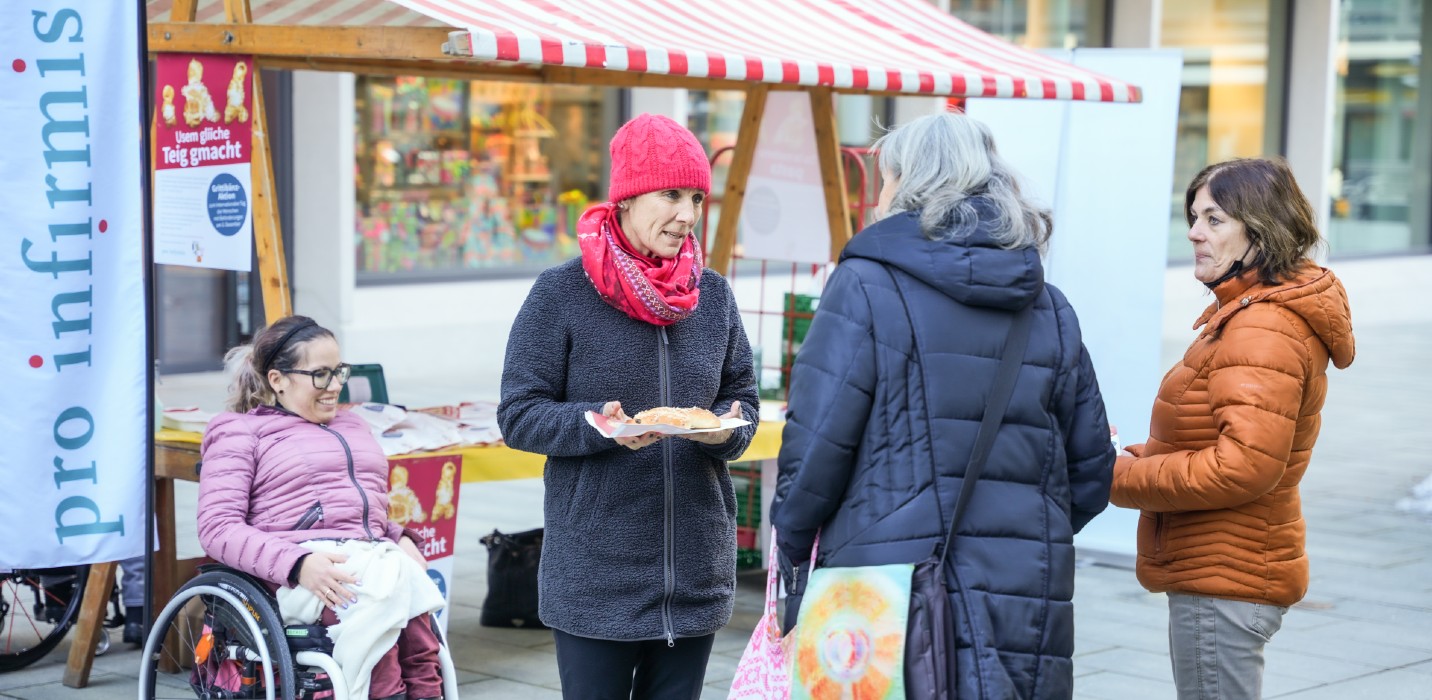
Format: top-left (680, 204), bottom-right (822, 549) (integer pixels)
top-left (278, 363), bottom-right (352, 390)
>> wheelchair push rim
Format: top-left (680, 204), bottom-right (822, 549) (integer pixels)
top-left (0, 566), bottom-right (88, 673)
top-left (138, 572), bottom-right (294, 700)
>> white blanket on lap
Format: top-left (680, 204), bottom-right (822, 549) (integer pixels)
top-left (276, 539), bottom-right (445, 700)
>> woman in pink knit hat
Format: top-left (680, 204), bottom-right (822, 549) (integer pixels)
top-left (498, 113), bottom-right (760, 698)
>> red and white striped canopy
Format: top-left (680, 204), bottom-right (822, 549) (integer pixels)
top-left (395, 0), bottom-right (1141, 102)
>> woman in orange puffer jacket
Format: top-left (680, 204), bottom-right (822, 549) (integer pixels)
top-left (1112, 158), bottom-right (1355, 700)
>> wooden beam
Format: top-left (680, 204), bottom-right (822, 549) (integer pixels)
top-left (148, 24), bottom-right (957, 98)
top-left (62, 562), bottom-right (118, 688)
top-left (250, 65), bottom-right (292, 322)
top-left (258, 56), bottom-right (543, 83)
top-left (147, 23), bottom-right (455, 61)
top-left (810, 88), bottom-right (852, 261)
top-left (709, 87), bottom-right (768, 276)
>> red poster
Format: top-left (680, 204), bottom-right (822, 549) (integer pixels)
top-left (386, 455), bottom-right (462, 561)
top-left (154, 53), bottom-right (253, 170)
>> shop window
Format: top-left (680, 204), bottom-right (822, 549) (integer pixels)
top-left (1160, 0), bottom-right (1286, 262)
top-left (949, 0), bottom-right (1107, 48)
top-left (354, 78), bottom-right (609, 282)
top-left (1329, 0), bottom-right (1428, 255)
top-left (687, 90), bottom-right (747, 252)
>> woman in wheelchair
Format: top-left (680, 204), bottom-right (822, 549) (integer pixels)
top-left (197, 315), bottom-right (446, 700)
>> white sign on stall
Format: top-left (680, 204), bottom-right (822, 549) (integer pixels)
top-left (968, 49), bottom-right (1184, 560)
top-left (738, 92), bottom-right (832, 265)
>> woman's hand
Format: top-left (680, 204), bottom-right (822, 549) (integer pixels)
top-left (297, 551), bottom-right (359, 610)
top-left (604, 400), bottom-right (665, 450)
top-left (399, 535), bottom-right (428, 568)
top-left (678, 404), bottom-right (741, 445)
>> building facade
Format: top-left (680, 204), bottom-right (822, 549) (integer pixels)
top-left (157, 0), bottom-right (1429, 381)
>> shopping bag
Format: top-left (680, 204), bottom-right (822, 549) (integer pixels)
top-left (478, 528), bottom-right (547, 628)
top-left (791, 563), bottom-right (914, 699)
top-left (729, 536), bottom-right (795, 699)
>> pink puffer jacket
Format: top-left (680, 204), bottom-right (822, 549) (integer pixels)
top-left (198, 405), bottom-right (406, 586)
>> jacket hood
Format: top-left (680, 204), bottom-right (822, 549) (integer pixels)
top-left (1199, 261), bottom-right (1356, 369)
top-left (840, 200), bottom-right (1044, 310)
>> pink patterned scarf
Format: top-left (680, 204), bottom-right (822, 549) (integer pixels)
top-left (577, 202), bottom-right (702, 326)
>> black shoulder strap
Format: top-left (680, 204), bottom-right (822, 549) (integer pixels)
top-left (878, 263), bottom-right (1034, 569)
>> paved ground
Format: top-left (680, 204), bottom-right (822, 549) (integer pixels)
top-left (3, 257), bottom-right (1429, 698)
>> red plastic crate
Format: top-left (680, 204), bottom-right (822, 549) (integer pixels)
top-left (736, 526), bottom-right (758, 550)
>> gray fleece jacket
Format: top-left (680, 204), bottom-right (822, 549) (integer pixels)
top-left (497, 258), bottom-right (759, 642)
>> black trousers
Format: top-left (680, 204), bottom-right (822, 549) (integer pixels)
top-left (552, 629), bottom-right (716, 700)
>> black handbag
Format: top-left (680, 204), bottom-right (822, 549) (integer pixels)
top-left (894, 271), bottom-right (1035, 698)
top-left (478, 527), bottom-right (548, 628)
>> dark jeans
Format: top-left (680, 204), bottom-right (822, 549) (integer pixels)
top-left (552, 629), bottom-right (715, 700)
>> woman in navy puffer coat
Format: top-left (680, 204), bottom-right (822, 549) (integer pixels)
top-left (772, 112), bottom-right (1116, 699)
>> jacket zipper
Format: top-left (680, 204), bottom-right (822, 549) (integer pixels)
top-left (658, 326), bottom-right (676, 647)
top-left (1153, 513), bottom-right (1165, 555)
top-left (292, 501), bottom-right (324, 531)
top-left (320, 423), bottom-right (375, 540)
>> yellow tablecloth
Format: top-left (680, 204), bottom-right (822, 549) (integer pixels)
top-left (157, 421), bottom-right (784, 484)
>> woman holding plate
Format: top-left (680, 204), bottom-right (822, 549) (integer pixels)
top-left (497, 113), bottom-right (760, 699)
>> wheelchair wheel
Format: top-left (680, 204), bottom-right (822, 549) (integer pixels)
top-left (138, 571), bottom-right (295, 700)
top-left (0, 567), bottom-right (88, 673)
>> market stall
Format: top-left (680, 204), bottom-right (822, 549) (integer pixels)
top-left (57, 0), bottom-right (1142, 687)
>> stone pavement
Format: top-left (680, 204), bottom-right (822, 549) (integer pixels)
top-left (3, 257), bottom-right (1430, 699)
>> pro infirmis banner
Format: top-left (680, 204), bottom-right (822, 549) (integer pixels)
top-left (0, 3), bottom-right (148, 568)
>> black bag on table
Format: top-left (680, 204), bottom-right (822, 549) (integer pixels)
top-left (479, 527), bottom-right (547, 628)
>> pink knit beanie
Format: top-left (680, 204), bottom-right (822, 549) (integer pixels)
top-left (608, 113), bottom-right (711, 203)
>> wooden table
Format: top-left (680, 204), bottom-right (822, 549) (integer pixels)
top-left (62, 422), bottom-right (783, 685)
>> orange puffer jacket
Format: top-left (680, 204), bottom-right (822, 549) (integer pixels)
top-left (1111, 261), bottom-right (1355, 606)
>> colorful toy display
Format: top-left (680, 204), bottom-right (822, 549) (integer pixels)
top-left (355, 76), bottom-right (600, 276)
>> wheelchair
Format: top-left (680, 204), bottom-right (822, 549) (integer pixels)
top-left (138, 565), bottom-right (459, 700)
top-left (1, 566), bottom-right (124, 672)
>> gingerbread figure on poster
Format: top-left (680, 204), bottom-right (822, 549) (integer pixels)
top-left (224, 61), bottom-right (249, 123)
top-left (388, 464), bottom-right (427, 526)
top-left (181, 58), bottom-right (219, 127)
top-left (430, 461), bottom-right (457, 521)
top-left (161, 85), bottom-right (177, 127)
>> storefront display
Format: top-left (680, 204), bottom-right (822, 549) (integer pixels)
top-left (1329, 0), bottom-right (1428, 255)
top-left (355, 78), bottom-right (609, 281)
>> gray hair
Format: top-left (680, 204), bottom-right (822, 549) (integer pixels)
top-left (872, 111), bottom-right (1051, 252)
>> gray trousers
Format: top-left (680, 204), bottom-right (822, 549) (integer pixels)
top-left (1168, 593), bottom-right (1287, 700)
top-left (119, 555), bottom-right (146, 608)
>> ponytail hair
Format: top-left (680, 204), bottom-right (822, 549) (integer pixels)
top-left (223, 315), bottom-right (335, 413)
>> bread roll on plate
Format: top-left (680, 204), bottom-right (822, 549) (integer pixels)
top-left (631, 406), bottom-right (722, 429)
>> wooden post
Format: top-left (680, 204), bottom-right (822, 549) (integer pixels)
top-left (249, 84), bottom-right (293, 322)
top-left (809, 88), bottom-right (852, 261)
top-left (223, 0), bottom-right (253, 22)
top-left (153, 476), bottom-right (183, 673)
top-left (223, 0), bottom-right (292, 322)
top-left (61, 562), bottom-right (118, 688)
top-left (709, 86), bottom-right (768, 276)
